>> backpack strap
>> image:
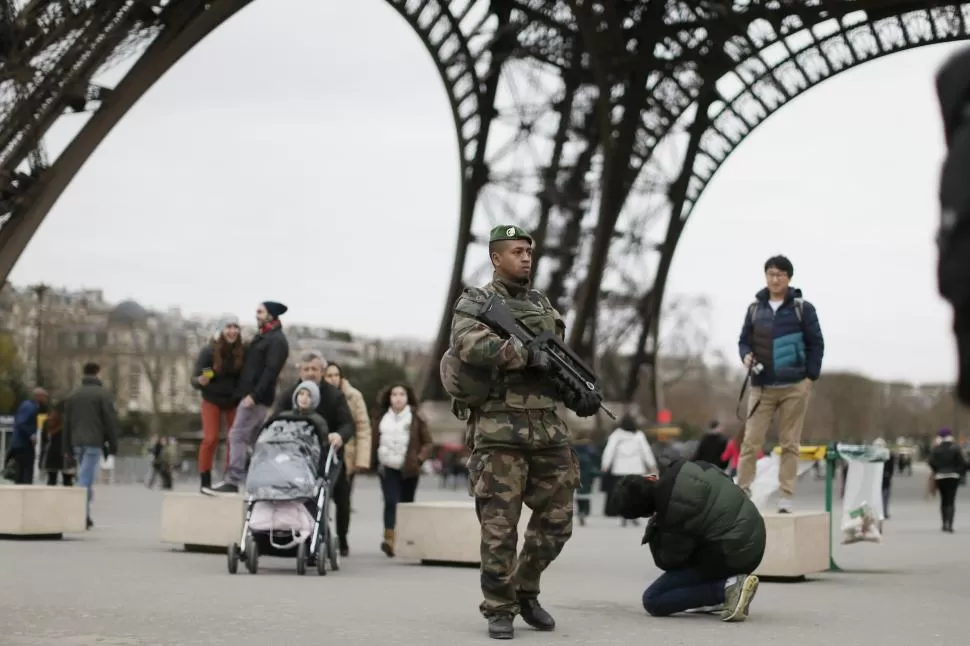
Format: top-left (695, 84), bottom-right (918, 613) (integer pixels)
top-left (794, 297), bottom-right (804, 323)
top-left (748, 301), bottom-right (758, 325)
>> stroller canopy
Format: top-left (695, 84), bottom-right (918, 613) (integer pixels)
top-left (246, 412), bottom-right (327, 501)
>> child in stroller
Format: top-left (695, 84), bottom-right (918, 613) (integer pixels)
top-left (227, 380), bottom-right (342, 575)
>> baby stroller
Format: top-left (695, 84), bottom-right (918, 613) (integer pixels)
top-left (227, 411), bottom-right (342, 576)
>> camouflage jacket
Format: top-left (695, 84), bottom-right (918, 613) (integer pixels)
top-left (450, 273), bottom-right (570, 449)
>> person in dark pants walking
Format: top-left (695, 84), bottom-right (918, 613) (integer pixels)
top-left (929, 428), bottom-right (967, 532)
top-left (272, 351), bottom-right (355, 531)
top-left (39, 401), bottom-right (74, 486)
top-left (873, 438), bottom-right (895, 520)
top-left (371, 384), bottom-right (433, 558)
top-left (7, 388), bottom-right (48, 484)
top-left (323, 361), bottom-right (372, 557)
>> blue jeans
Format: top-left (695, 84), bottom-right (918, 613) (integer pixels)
top-left (642, 568), bottom-right (726, 616)
top-left (379, 468), bottom-right (418, 530)
top-left (74, 446), bottom-right (102, 519)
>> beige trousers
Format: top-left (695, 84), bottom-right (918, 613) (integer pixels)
top-left (737, 378), bottom-right (813, 498)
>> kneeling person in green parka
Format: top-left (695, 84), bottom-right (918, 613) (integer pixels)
top-left (611, 459), bottom-right (766, 622)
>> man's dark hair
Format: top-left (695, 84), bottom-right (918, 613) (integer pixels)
top-left (764, 255), bottom-right (794, 277)
top-left (82, 362), bottom-right (100, 376)
top-left (488, 240), bottom-right (510, 262)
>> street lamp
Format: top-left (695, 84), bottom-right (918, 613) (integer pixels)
top-left (30, 283), bottom-right (48, 387)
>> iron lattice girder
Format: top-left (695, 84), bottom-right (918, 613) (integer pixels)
top-left (0, 0), bottom-right (968, 405)
top-left (615, 1), bottom-right (970, 405)
top-left (0, 0), bottom-right (572, 403)
top-left (0, 0), bottom-right (160, 175)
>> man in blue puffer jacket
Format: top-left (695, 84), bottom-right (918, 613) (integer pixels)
top-left (737, 255), bottom-right (824, 513)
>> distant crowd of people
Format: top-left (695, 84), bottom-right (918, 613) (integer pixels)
top-left (2, 361), bottom-right (120, 529)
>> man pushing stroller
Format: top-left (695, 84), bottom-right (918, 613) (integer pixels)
top-left (230, 380), bottom-right (346, 575)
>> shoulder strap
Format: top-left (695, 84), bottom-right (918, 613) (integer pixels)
top-left (748, 301), bottom-right (758, 325)
top-left (794, 297), bottom-right (804, 323)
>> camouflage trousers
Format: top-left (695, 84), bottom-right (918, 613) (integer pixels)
top-left (466, 445), bottom-right (580, 617)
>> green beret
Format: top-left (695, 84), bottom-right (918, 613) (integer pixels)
top-left (489, 225), bottom-right (533, 244)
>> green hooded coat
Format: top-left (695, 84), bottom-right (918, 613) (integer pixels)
top-left (643, 459), bottom-right (766, 578)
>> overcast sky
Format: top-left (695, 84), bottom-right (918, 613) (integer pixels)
top-left (9, 2), bottom-right (963, 386)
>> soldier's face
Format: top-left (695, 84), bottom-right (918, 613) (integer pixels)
top-left (492, 240), bottom-right (533, 281)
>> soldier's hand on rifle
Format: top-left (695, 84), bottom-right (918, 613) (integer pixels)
top-left (526, 345), bottom-right (550, 372)
top-left (573, 391), bottom-right (601, 418)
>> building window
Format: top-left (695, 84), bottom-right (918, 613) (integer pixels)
top-left (168, 365), bottom-right (177, 400)
top-left (128, 362), bottom-right (142, 402)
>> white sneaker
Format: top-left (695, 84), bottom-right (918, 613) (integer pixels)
top-left (777, 497), bottom-right (793, 513)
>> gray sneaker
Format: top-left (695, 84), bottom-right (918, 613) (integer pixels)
top-left (721, 575), bottom-right (759, 622)
top-left (686, 604), bottom-right (724, 614)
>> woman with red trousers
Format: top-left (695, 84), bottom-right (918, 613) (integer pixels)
top-left (191, 318), bottom-right (246, 491)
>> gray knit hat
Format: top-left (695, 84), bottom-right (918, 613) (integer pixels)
top-left (213, 315), bottom-right (240, 340)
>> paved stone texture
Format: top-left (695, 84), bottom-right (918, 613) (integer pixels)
top-left (0, 463), bottom-right (966, 645)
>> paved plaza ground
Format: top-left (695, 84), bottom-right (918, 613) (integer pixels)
top-left (1, 463), bottom-right (966, 645)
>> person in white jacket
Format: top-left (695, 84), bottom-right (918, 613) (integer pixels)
top-left (601, 414), bottom-right (658, 526)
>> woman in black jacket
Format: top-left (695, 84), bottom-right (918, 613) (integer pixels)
top-left (191, 318), bottom-right (246, 491)
top-left (39, 401), bottom-right (74, 486)
top-left (929, 427), bottom-right (967, 532)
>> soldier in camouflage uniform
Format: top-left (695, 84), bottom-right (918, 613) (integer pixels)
top-left (441, 225), bottom-right (601, 640)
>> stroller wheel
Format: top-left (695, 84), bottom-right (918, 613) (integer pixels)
top-left (316, 539), bottom-right (327, 576)
top-left (328, 532), bottom-right (340, 572)
top-left (296, 541), bottom-right (307, 576)
top-left (245, 537), bottom-right (259, 574)
top-left (227, 543), bottom-right (240, 574)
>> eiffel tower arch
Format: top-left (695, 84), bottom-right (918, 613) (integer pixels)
top-left (558, 2), bottom-right (970, 419)
top-left (0, 2), bottom-right (968, 409)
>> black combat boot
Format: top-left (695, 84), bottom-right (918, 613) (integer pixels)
top-left (519, 598), bottom-right (555, 631)
top-left (487, 615), bottom-right (514, 639)
top-left (200, 471), bottom-right (211, 492)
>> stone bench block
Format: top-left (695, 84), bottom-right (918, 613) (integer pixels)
top-left (0, 485), bottom-right (87, 537)
top-left (160, 492), bottom-right (245, 551)
top-left (395, 501), bottom-right (532, 565)
top-left (754, 511), bottom-right (830, 579)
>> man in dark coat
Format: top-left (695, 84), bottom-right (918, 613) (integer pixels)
top-left (611, 459), bottom-right (766, 622)
top-left (208, 300), bottom-right (290, 494)
top-left (692, 420), bottom-right (729, 469)
top-left (273, 351), bottom-right (355, 461)
top-left (64, 363), bottom-right (120, 528)
top-left (6, 387), bottom-right (47, 484)
top-left (272, 350), bottom-right (356, 552)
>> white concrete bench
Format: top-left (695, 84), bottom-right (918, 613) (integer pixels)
top-left (754, 511), bottom-right (830, 580)
top-left (395, 500), bottom-right (533, 565)
top-left (0, 485), bottom-right (86, 538)
top-left (160, 492), bottom-right (245, 552)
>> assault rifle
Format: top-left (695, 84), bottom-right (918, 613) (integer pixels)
top-left (475, 293), bottom-right (617, 420)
